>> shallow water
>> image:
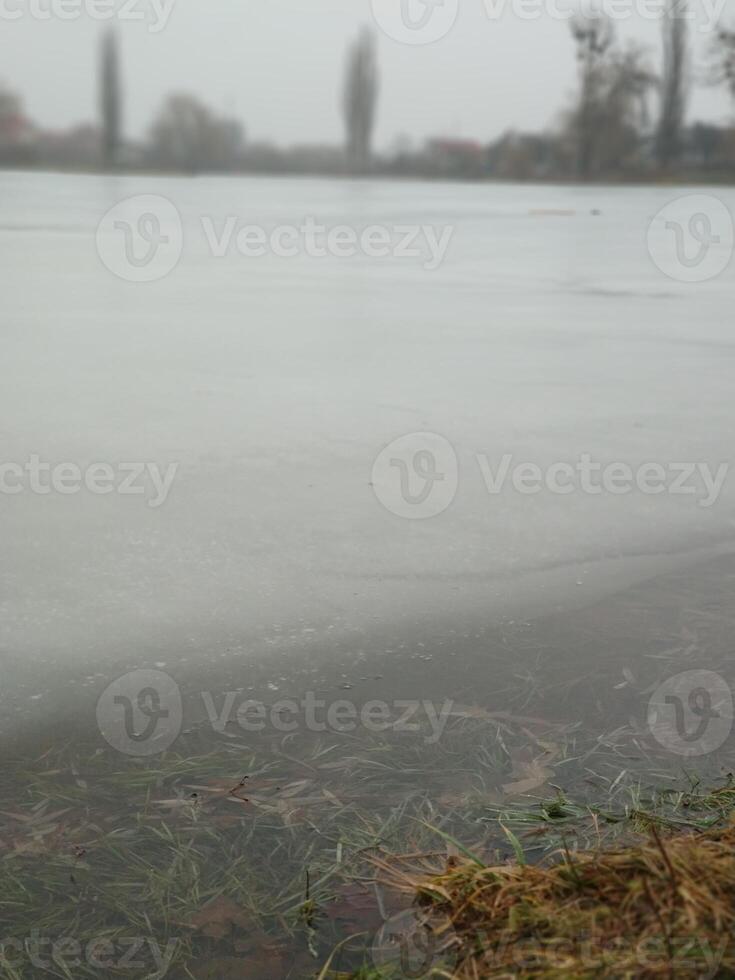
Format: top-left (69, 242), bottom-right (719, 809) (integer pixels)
top-left (2, 551), bottom-right (734, 978)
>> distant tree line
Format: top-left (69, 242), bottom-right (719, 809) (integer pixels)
top-left (2, 16), bottom-right (735, 181)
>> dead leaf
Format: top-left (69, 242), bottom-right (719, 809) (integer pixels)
top-left (502, 748), bottom-right (555, 797)
top-left (187, 896), bottom-right (258, 940)
top-left (326, 882), bottom-right (383, 932)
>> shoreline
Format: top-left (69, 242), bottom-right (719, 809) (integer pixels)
top-left (4, 541), bottom-right (734, 751)
top-left (2, 163), bottom-right (735, 190)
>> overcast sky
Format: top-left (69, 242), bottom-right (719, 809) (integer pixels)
top-left (1, 0), bottom-right (733, 149)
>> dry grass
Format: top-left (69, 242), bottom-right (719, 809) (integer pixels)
top-left (401, 817), bottom-right (735, 978)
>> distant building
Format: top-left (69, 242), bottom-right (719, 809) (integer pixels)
top-left (0, 88), bottom-right (35, 163)
top-left (34, 124), bottom-right (101, 168)
top-left (0, 111), bottom-right (32, 146)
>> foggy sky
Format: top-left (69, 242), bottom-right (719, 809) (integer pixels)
top-left (1, 0), bottom-right (733, 149)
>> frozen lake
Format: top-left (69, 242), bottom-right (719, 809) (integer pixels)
top-left (1, 171), bottom-right (734, 728)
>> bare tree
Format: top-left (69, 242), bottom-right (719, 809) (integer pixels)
top-left (569, 13), bottom-right (615, 178)
top-left (149, 94), bottom-right (244, 173)
top-left (600, 43), bottom-right (657, 172)
top-left (100, 29), bottom-right (122, 168)
top-left (656, 0), bottom-right (688, 169)
top-left (709, 26), bottom-right (735, 103)
top-left (568, 15), bottom-right (656, 178)
top-left (343, 27), bottom-right (379, 174)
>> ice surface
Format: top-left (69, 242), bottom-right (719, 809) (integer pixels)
top-left (1, 172), bottom-right (733, 724)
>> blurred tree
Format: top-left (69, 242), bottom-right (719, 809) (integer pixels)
top-left (656, 0), bottom-right (688, 169)
top-left (148, 94), bottom-right (244, 172)
top-left (568, 15), bottom-right (656, 178)
top-left (100, 29), bottom-right (121, 168)
top-left (569, 13), bottom-right (615, 178)
top-left (709, 27), bottom-right (735, 103)
top-left (343, 27), bottom-right (379, 174)
top-left (601, 43), bottom-right (657, 170)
